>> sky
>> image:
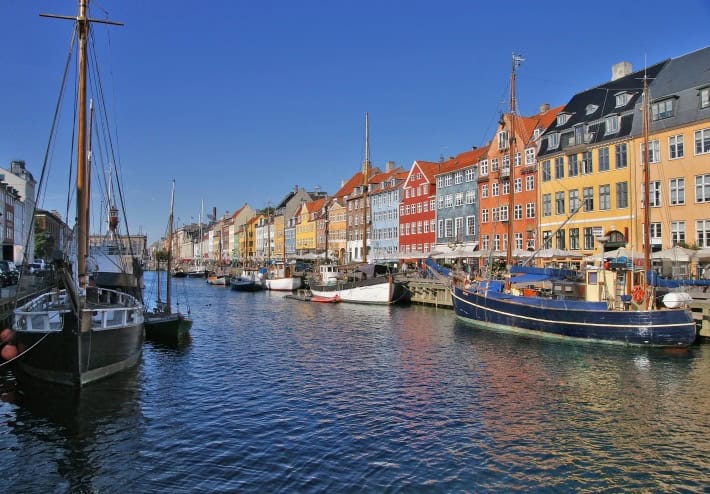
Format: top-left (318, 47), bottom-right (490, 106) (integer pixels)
top-left (1, 0), bottom-right (709, 245)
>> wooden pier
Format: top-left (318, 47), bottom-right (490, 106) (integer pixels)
top-left (405, 278), bottom-right (452, 308)
top-left (688, 287), bottom-right (710, 340)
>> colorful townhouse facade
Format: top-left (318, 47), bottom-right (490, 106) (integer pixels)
top-left (398, 160), bottom-right (441, 258)
top-left (432, 146), bottom-right (487, 258)
top-left (538, 60), bottom-right (668, 258)
top-left (369, 167), bottom-right (406, 264)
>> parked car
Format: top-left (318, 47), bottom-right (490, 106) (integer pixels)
top-left (0, 261), bottom-right (19, 285)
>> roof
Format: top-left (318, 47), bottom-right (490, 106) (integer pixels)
top-left (434, 145), bottom-right (489, 176)
top-left (334, 167), bottom-right (382, 198)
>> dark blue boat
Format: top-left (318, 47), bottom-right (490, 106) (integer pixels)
top-left (451, 281), bottom-right (696, 347)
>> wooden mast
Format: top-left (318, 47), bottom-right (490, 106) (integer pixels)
top-left (76, 0), bottom-right (89, 288)
top-left (166, 180), bottom-right (175, 314)
top-left (506, 54), bottom-right (522, 266)
top-left (642, 77), bottom-right (651, 280)
top-left (362, 112), bottom-right (370, 263)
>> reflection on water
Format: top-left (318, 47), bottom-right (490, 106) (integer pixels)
top-left (0, 274), bottom-right (708, 492)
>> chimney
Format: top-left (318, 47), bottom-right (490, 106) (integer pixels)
top-left (539, 103), bottom-right (550, 114)
top-left (385, 160), bottom-right (395, 171)
top-left (611, 61), bottom-right (632, 81)
top-left (212, 206), bottom-right (217, 222)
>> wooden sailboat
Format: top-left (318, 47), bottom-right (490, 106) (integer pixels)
top-left (450, 54), bottom-right (696, 347)
top-left (265, 204), bottom-right (303, 291)
top-left (12, 0), bottom-right (144, 387)
top-left (309, 113), bottom-right (409, 304)
top-left (145, 181), bottom-right (193, 344)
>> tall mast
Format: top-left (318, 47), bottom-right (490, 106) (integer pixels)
top-left (362, 112), bottom-right (370, 263)
top-left (76, 0), bottom-right (89, 288)
top-left (642, 77), bottom-right (651, 278)
top-left (166, 180), bottom-right (175, 313)
top-left (506, 54), bottom-right (523, 266)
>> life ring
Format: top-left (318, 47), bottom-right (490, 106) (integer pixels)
top-left (631, 285), bottom-right (644, 303)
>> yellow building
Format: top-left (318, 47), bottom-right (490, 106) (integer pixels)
top-left (326, 198), bottom-right (347, 262)
top-left (295, 199), bottom-right (324, 253)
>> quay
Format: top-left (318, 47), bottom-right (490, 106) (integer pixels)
top-left (405, 278), bottom-right (452, 308)
top-left (688, 288), bottom-right (710, 339)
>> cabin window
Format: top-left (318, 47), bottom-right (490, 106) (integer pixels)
top-left (587, 271), bottom-right (598, 285)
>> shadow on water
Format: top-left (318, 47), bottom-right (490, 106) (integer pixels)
top-left (0, 365), bottom-right (143, 494)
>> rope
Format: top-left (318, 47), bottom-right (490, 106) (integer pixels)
top-left (0, 332), bottom-right (52, 368)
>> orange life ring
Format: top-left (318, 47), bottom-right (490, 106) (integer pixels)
top-left (631, 285), bottom-right (644, 303)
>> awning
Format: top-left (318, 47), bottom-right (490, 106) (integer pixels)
top-left (509, 274), bottom-right (552, 284)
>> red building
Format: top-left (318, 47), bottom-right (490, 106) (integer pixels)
top-left (398, 160), bottom-right (442, 258)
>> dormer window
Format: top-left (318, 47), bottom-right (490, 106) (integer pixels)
top-left (605, 115), bottom-right (619, 135)
top-left (533, 128), bottom-right (541, 139)
top-left (498, 130), bottom-right (509, 150)
top-left (651, 98), bottom-right (675, 121)
top-left (615, 92), bottom-right (630, 107)
top-left (556, 113), bottom-right (570, 126)
top-left (701, 87), bottom-right (710, 109)
top-left (548, 133), bottom-right (559, 149)
top-left (585, 104), bottom-right (599, 115)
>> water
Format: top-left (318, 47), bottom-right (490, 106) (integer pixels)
top-left (1, 273), bottom-right (709, 493)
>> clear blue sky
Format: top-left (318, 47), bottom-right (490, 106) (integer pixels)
top-left (1, 0), bottom-right (708, 244)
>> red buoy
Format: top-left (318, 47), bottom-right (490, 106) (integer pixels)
top-left (1, 344), bottom-right (18, 361)
top-left (0, 328), bottom-right (14, 343)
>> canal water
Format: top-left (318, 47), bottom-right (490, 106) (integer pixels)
top-left (1, 273), bottom-right (709, 493)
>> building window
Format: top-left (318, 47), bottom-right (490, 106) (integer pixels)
top-left (669, 135), bottom-right (684, 159)
top-left (641, 139), bottom-right (660, 164)
top-left (454, 193), bottom-right (463, 207)
top-left (568, 154), bottom-right (579, 177)
top-left (584, 227), bottom-right (594, 250)
top-left (526, 202), bottom-right (535, 219)
top-left (438, 197), bottom-right (444, 210)
top-left (499, 206), bottom-right (509, 222)
top-left (498, 130), bottom-right (509, 150)
top-left (480, 160), bottom-right (488, 175)
top-left (542, 231), bottom-right (552, 249)
top-left (445, 175), bottom-right (453, 187)
top-left (514, 152), bottom-right (521, 167)
top-left (493, 234), bottom-right (500, 251)
top-left (514, 204), bottom-right (522, 220)
top-left (482, 235), bottom-right (489, 250)
top-left (445, 194), bottom-right (453, 208)
top-left (599, 184), bottom-right (611, 210)
top-left (670, 178), bottom-right (685, 205)
top-left (581, 151), bottom-right (593, 174)
top-left (598, 147), bottom-right (610, 171)
top-left (492, 183), bottom-right (499, 197)
top-left (696, 174), bottom-right (710, 203)
top-left (454, 172), bottom-right (463, 184)
top-left (548, 133), bottom-right (559, 149)
top-left (514, 178), bottom-right (522, 193)
top-left (615, 93), bottom-right (629, 107)
top-left (465, 168), bottom-right (475, 182)
top-left (481, 209), bottom-right (489, 223)
top-left (569, 189), bottom-right (580, 212)
top-left (491, 158), bottom-right (499, 172)
top-left (651, 99), bottom-right (674, 120)
top-left (466, 216), bottom-right (475, 236)
top-left (649, 180), bottom-right (661, 207)
top-left (616, 181), bottom-right (629, 208)
top-left (465, 190), bottom-right (475, 204)
top-left (695, 128), bottom-right (710, 154)
top-left (650, 223), bottom-right (662, 246)
top-left (454, 217), bottom-right (463, 238)
top-left (615, 143), bottom-right (628, 168)
top-left (542, 194), bottom-right (551, 217)
top-left (557, 114), bottom-right (569, 126)
top-left (555, 191), bottom-right (565, 215)
top-left (583, 187), bottom-right (594, 212)
top-left (697, 220), bottom-right (710, 247)
top-left (554, 156), bottom-right (564, 179)
top-left (525, 147), bottom-right (535, 165)
top-left (605, 116), bottom-right (619, 134)
top-left (525, 176), bottom-right (534, 191)
top-left (569, 228), bottom-right (580, 250)
top-left (556, 229), bottom-right (566, 249)
top-left (542, 160), bottom-right (551, 181)
top-left (481, 184), bottom-right (488, 198)
top-left (502, 181), bottom-right (510, 195)
top-left (437, 220), bottom-right (444, 238)
top-left (671, 221), bottom-right (685, 245)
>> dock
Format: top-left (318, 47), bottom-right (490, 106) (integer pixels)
top-left (688, 287), bottom-right (710, 340)
top-left (405, 278), bottom-right (452, 308)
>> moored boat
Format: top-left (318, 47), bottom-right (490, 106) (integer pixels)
top-left (230, 268), bottom-right (265, 292)
top-left (309, 264), bottom-right (409, 305)
top-left (12, 1), bottom-right (144, 387)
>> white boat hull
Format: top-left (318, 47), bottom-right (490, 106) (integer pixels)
top-left (310, 279), bottom-right (395, 304)
top-left (265, 277), bottom-right (302, 291)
